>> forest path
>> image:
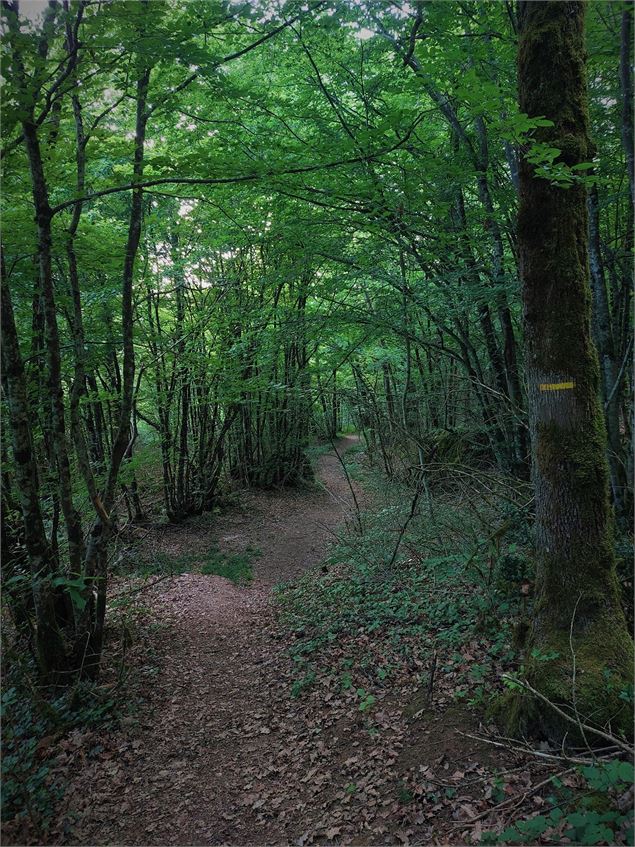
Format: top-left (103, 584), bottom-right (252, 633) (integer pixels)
top-left (50, 434), bottom-right (531, 847)
top-left (70, 435), bottom-right (372, 846)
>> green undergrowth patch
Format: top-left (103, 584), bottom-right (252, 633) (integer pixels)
top-left (340, 443), bottom-right (367, 482)
top-left (116, 544), bottom-right (261, 584)
top-left (114, 546), bottom-right (197, 578)
top-left (480, 758), bottom-right (634, 845)
top-left (133, 550), bottom-right (195, 578)
top-left (275, 461), bottom-right (527, 710)
top-left (276, 455), bottom-right (634, 845)
top-left (200, 545), bottom-right (261, 584)
top-left (1, 667), bottom-right (116, 838)
top-left (305, 441), bottom-right (336, 463)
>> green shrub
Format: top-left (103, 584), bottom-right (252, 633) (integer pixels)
top-left (481, 759), bottom-right (634, 845)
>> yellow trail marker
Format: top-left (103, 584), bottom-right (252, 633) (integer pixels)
top-left (539, 381), bottom-right (575, 391)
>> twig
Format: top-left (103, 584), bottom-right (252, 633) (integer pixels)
top-left (425, 649), bottom-right (436, 697)
top-left (501, 676), bottom-right (634, 756)
top-left (451, 767), bottom-right (576, 828)
top-left (313, 519), bottom-right (377, 570)
top-left (456, 731), bottom-right (607, 766)
top-left (387, 479), bottom-right (423, 568)
top-left (569, 592), bottom-right (594, 758)
top-left (110, 573), bottom-right (175, 600)
top-left (605, 336), bottom-right (633, 410)
top-left (328, 435), bottom-right (363, 534)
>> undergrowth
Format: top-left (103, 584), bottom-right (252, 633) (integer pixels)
top-left (1, 662), bottom-right (116, 838)
top-left (2, 577), bottom-right (180, 840)
top-left (1, 535), bottom-right (262, 833)
top-left (275, 451), bottom-right (525, 711)
top-left (480, 759), bottom-right (634, 845)
top-left (116, 544), bottom-right (261, 584)
top-left (276, 447), bottom-right (634, 846)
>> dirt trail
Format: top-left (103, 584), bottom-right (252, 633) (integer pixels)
top-left (33, 434), bottom-right (535, 847)
top-left (70, 436), bottom-right (369, 845)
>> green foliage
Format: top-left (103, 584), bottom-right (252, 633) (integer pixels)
top-left (200, 546), bottom-right (261, 585)
top-left (495, 547), bottom-right (533, 590)
top-left (51, 575), bottom-right (92, 613)
top-left (582, 760), bottom-right (634, 794)
top-left (276, 466), bottom-right (523, 698)
top-left (291, 670), bottom-right (317, 698)
top-left (1, 2), bottom-right (632, 840)
top-left (481, 760), bottom-right (634, 846)
top-left (356, 688), bottom-right (376, 712)
top-left (1, 686), bottom-right (60, 835)
top-left (1, 677), bottom-right (114, 834)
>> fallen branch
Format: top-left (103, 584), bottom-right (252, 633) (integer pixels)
top-left (456, 730), bottom-right (610, 766)
top-left (451, 766), bottom-right (576, 828)
top-left (110, 573), bottom-right (175, 601)
top-left (501, 675), bottom-right (634, 756)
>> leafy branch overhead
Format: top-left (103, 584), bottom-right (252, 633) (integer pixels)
top-left (1, 0), bottom-right (632, 845)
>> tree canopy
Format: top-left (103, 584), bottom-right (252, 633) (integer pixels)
top-left (1, 1), bottom-right (633, 842)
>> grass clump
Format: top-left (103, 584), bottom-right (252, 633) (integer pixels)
top-left (200, 545), bottom-right (261, 584)
top-left (117, 544), bottom-right (262, 584)
top-left (114, 549), bottom-right (196, 578)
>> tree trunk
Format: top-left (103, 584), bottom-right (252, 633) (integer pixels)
top-left (1, 257), bottom-right (68, 679)
top-left (620, 8), bottom-right (634, 208)
top-left (587, 184), bottom-right (626, 523)
top-left (79, 60), bottom-right (152, 675)
top-left (20, 103), bottom-right (85, 584)
top-left (516, 0), bottom-right (633, 741)
top-left (473, 115), bottom-right (527, 476)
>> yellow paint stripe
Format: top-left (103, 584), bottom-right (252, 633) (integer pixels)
top-left (539, 381), bottom-right (575, 391)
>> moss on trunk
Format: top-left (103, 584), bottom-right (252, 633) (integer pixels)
top-left (508, 0), bottom-right (634, 742)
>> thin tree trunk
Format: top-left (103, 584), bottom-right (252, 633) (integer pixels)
top-left (80, 58), bottom-right (152, 675)
top-left (22, 116), bottom-right (85, 581)
top-left (620, 8), bottom-right (634, 207)
top-left (1, 257), bottom-right (68, 678)
top-left (587, 184), bottom-right (625, 521)
top-left (6, 2), bottom-right (85, 587)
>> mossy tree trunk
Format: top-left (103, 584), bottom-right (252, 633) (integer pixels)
top-left (517, 0), bottom-right (633, 741)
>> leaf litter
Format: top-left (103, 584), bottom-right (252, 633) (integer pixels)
top-left (4, 437), bottom-right (629, 846)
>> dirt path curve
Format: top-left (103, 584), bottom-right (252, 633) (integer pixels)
top-left (73, 436), bottom-right (366, 846)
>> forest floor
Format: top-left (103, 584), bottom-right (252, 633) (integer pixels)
top-left (7, 437), bottom-right (627, 847)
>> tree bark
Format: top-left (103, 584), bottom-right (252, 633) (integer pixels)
top-left (79, 58), bottom-right (152, 675)
top-left (5, 0), bottom-right (87, 581)
top-left (1, 256), bottom-right (68, 679)
top-left (587, 184), bottom-right (626, 522)
top-left (516, 0), bottom-right (633, 741)
top-left (620, 8), bottom-right (634, 208)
